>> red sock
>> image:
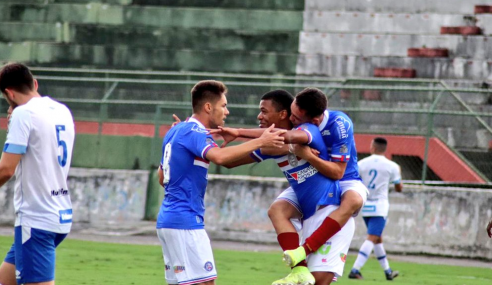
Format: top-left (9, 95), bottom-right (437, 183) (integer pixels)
top-left (277, 232), bottom-right (307, 268)
top-left (277, 232), bottom-right (299, 251)
top-left (302, 217), bottom-right (342, 255)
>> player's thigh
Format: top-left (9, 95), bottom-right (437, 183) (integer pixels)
top-left (157, 228), bottom-right (217, 285)
top-left (14, 226), bottom-right (67, 285)
top-left (0, 261), bottom-right (17, 285)
top-left (311, 271), bottom-right (335, 285)
top-left (304, 208), bottom-right (355, 277)
top-left (269, 187), bottom-right (302, 219)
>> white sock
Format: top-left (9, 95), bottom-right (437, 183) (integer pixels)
top-left (374, 243), bottom-right (390, 271)
top-left (353, 240), bottom-right (374, 270)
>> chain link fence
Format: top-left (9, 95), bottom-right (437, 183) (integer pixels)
top-left (8, 67), bottom-right (491, 184)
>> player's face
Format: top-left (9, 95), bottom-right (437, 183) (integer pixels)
top-left (257, 100), bottom-right (281, 128)
top-left (290, 100), bottom-right (309, 127)
top-left (210, 93), bottom-right (229, 129)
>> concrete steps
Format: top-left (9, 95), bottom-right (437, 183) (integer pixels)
top-left (296, 54), bottom-right (492, 79)
top-left (300, 32), bottom-right (492, 59)
top-left (303, 11), bottom-right (491, 35)
top-left (305, 0), bottom-right (489, 14)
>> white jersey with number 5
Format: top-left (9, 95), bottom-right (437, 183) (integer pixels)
top-left (4, 97), bottom-right (75, 234)
top-left (359, 154), bottom-right (401, 217)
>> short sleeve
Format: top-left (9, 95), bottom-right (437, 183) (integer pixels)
top-left (391, 163), bottom-right (402, 184)
top-left (329, 115), bottom-right (354, 162)
top-left (3, 108), bottom-right (31, 154)
top-left (183, 124), bottom-right (218, 160)
top-left (295, 123), bottom-right (317, 145)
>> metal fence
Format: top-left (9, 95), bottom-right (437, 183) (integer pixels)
top-left (9, 67), bottom-right (492, 184)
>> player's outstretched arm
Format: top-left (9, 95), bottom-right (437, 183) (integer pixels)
top-left (210, 127), bottom-right (310, 147)
top-left (0, 152), bottom-right (21, 187)
top-left (206, 125), bottom-right (285, 165)
top-left (293, 144), bottom-right (347, 180)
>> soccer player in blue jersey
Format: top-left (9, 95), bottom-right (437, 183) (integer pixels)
top-left (156, 80), bottom-right (286, 285)
top-left (281, 89), bottom-right (368, 275)
top-left (0, 63), bottom-right (75, 285)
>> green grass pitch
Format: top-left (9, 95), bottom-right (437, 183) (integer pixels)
top-left (0, 236), bottom-right (490, 284)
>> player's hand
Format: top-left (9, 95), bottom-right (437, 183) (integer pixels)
top-left (487, 219), bottom-right (492, 238)
top-left (292, 144), bottom-right (319, 159)
top-left (209, 126), bottom-right (240, 147)
top-left (258, 124), bottom-right (286, 148)
top-left (171, 114), bottom-right (181, 127)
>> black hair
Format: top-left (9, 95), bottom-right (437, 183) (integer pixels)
top-left (373, 137), bottom-right (388, 152)
top-left (294, 88), bottom-right (327, 119)
top-left (0, 62), bottom-right (35, 95)
top-left (260, 89), bottom-right (294, 117)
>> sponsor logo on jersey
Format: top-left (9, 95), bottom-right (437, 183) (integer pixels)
top-left (286, 165), bottom-right (318, 183)
top-left (174, 265), bottom-right (185, 273)
top-left (59, 209), bottom-right (73, 224)
top-left (191, 124), bottom-right (208, 134)
top-left (340, 144), bottom-right (348, 153)
top-left (204, 261), bottom-right (214, 272)
top-left (165, 265), bottom-right (171, 271)
top-left (334, 116), bottom-right (351, 139)
top-left (322, 130), bottom-right (331, 136)
top-left (51, 188), bottom-right (69, 197)
top-left (322, 258), bottom-right (327, 263)
top-left (340, 253), bottom-right (347, 263)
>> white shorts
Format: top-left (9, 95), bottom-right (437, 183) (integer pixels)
top-left (276, 180), bottom-right (368, 217)
top-left (302, 205), bottom-right (355, 277)
top-left (340, 180), bottom-right (368, 217)
top-left (157, 228), bottom-right (217, 285)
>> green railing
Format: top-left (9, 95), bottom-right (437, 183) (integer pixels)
top-left (12, 67), bottom-right (492, 183)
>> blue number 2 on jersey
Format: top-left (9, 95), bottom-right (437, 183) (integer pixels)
top-left (368, 169), bottom-right (378, 189)
top-left (56, 125), bottom-right (67, 167)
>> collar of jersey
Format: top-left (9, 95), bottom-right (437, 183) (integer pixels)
top-left (318, 110), bottom-right (329, 131)
top-left (186, 117), bottom-right (206, 129)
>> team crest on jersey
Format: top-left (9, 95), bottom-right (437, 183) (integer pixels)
top-left (204, 261), bottom-right (214, 272)
top-left (334, 116), bottom-right (351, 139)
top-left (286, 165), bottom-right (318, 183)
top-left (287, 154), bottom-right (298, 167)
top-left (322, 130), bottom-right (331, 136)
top-left (340, 144), bottom-right (348, 153)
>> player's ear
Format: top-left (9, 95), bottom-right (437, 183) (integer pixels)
top-left (279, 109), bottom-right (288, 120)
top-left (33, 79), bottom-right (39, 91)
top-left (204, 102), bottom-right (212, 114)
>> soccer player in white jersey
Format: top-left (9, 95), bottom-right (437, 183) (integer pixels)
top-left (0, 63), bottom-right (75, 285)
top-left (348, 137), bottom-right (402, 281)
top-left (156, 80), bottom-right (285, 285)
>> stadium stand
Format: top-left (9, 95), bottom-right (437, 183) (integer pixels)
top-left (0, 0), bottom-right (491, 181)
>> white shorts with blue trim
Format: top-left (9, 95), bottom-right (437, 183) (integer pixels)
top-left (157, 228), bottom-right (217, 285)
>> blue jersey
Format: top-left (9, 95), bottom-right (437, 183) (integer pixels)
top-left (156, 118), bottom-right (218, 230)
top-left (318, 110), bottom-right (361, 182)
top-left (251, 123), bottom-right (341, 220)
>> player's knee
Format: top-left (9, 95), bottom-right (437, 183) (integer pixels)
top-left (268, 201), bottom-right (284, 220)
top-left (342, 190), bottom-right (364, 213)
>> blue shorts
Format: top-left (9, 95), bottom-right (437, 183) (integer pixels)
top-left (4, 226), bottom-right (67, 284)
top-left (363, 216), bottom-right (387, 237)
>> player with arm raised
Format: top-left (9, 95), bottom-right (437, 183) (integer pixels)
top-left (155, 80), bottom-right (285, 285)
top-left (348, 137), bottom-right (402, 281)
top-left (0, 63), bottom-right (75, 285)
